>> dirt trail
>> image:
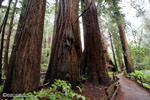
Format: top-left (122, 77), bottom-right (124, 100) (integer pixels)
top-left (115, 73), bottom-right (150, 100)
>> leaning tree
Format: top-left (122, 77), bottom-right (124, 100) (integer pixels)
top-left (112, 0), bottom-right (134, 73)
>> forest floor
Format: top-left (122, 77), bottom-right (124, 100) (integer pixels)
top-left (115, 73), bottom-right (150, 100)
top-left (74, 82), bottom-right (105, 100)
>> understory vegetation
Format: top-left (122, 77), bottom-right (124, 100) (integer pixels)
top-left (126, 70), bottom-right (150, 89)
top-left (14, 80), bottom-right (85, 100)
top-left (0, 0), bottom-right (150, 99)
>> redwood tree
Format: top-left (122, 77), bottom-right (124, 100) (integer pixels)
top-left (3, 0), bottom-right (46, 93)
top-left (118, 24), bottom-right (134, 73)
top-left (73, 0), bottom-right (82, 58)
top-left (81, 0), bottom-right (110, 85)
top-left (112, 0), bottom-right (134, 73)
top-left (44, 0), bottom-right (82, 88)
top-left (109, 32), bottom-right (118, 71)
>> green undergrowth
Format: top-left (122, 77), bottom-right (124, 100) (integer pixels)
top-left (0, 85), bottom-right (3, 93)
top-left (14, 79), bottom-right (85, 100)
top-left (125, 70), bottom-right (150, 89)
top-left (108, 71), bottom-right (119, 79)
top-left (108, 72), bottom-right (114, 79)
top-left (41, 63), bottom-right (48, 72)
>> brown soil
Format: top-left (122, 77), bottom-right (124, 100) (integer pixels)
top-left (115, 73), bottom-right (150, 100)
top-left (75, 82), bottom-right (106, 100)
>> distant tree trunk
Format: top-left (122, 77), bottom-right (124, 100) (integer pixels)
top-left (3, 0), bottom-right (46, 93)
top-left (115, 45), bottom-right (124, 71)
top-left (111, 30), bottom-right (124, 71)
top-left (104, 48), bottom-right (116, 71)
top-left (81, 0), bottom-right (110, 85)
top-left (51, 0), bottom-right (58, 42)
top-left (112, 0), bottom-right (134, 73)
top-left (121, 61), bottom-right (125, 71)
top-left (44, 0), bottom-right (58, 84)
top-left (0, 0), bottom-right (4, 7)
top-left (104, 45), bottom-right (117, 71)
top-left (109, 33), bottom-right (118, 71)
top-left (97, 1), bottom-right (115, 71)
top-left (4, 0), bottom-right (18, 76)
top-left (0, 0), bottom-right (12, 85)
top-left (118, 24), bottom-right (134, 73)
top-left (44, 0), bottom-right (82, 88)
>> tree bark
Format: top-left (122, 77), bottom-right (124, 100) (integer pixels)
top-left (81, 0), bottom-right (110, 85)
top-left (0, 0), bottom-right (12, 85)
top-left (4, 0), bottom-right (18, 76)
top-left (44, 0), bottom-right (82, 88)
top-left (73, 0), bottom-right (82, 58)
top-left (118, 24), bottom-right (134, 73)
top-left (3, 0), bottom-right (46, 93)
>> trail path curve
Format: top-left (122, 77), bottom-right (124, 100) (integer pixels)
top-left (115, 73), bottom-right (150, 100)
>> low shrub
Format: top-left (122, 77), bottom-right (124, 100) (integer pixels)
top-left (14, 79), bottom-right (85, 100)
top-left (126, 70), bottom-right (150, 89)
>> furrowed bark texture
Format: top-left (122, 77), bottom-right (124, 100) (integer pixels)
top-left (118, 24), bottom-right (134, 73)
top-left (73, 0), bottom-right (82, 58)
top-left (44, 0), bottom-right (82, 88)
top-left (3, 0), bottom-right (46, 93)
top-left (82, 0), bottom-right (110, 85)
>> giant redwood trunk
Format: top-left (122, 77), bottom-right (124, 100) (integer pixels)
top-left (81, 0), bottom-right (110, 85)
top-left (44, 0), bottom-right (82, 88)
top-left (3, 0), bottom-right (46, 93)
top-left (118, 24), bottom-right (134, 73)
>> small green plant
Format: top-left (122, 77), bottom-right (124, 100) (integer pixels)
top-left (81, 75), bottom-right (88, 81)
top-left (14, 79), bottom-right (85, 100)
top-left (0, 85), bottom-right (3, 93)
top-left (76, 86), bottom-right (83, 93)
top-left (41, 64), bottom-right (48, 72)
top-left (126, 70), bottom-right (150, 89)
